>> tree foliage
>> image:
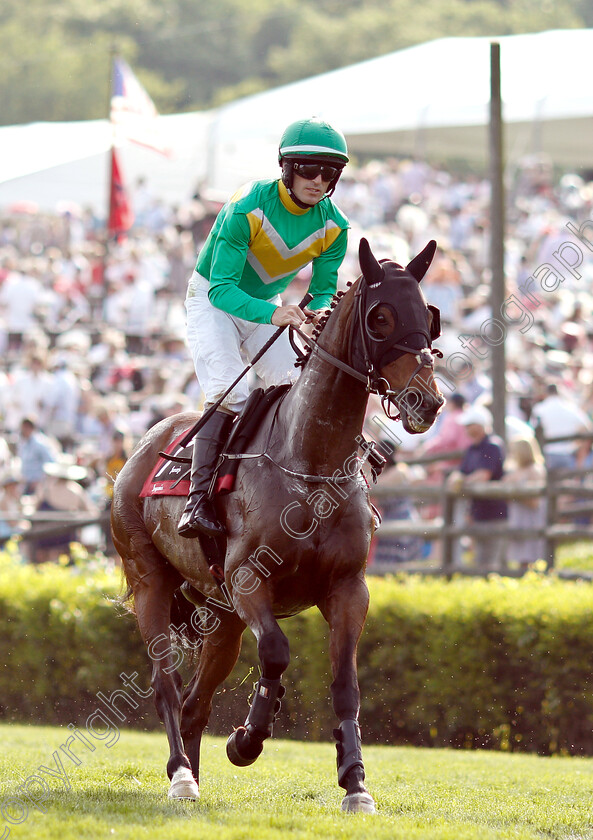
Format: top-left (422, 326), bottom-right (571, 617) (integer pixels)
top-left (0, 0), bottom-right (585, 125)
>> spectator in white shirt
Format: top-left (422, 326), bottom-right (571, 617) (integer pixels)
top-left (530, 383), bottom-right (592, 471)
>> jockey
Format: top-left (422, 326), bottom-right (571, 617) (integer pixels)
top-left (178, 116), bottom-right (350, 538)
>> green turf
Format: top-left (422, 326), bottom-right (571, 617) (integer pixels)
top-left (2, 725), bottom-right (593, 839)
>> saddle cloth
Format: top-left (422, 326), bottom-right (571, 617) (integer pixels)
top-left (140, 431), bottom-right (192, 498)
top-left (139, 384), bottom-right (291, 499)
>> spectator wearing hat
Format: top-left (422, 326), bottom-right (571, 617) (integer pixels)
top-left (370, 442), bottom-right (430, 567)
top-left (31, 457), bottom-right (97, 564)
top-left (530, 383), bottom-right (592, 472)
top-left (0, 468), bottom-right (26, 546)
top-left (447, 404), bottom-right (507, 570)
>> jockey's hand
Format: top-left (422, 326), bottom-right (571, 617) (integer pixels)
top-left (271, 304), bottom-right (316, 328)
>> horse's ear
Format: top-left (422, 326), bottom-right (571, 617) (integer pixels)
top-left (406, 240), bottom-right (437, 282)
top-left (359, 237), bottom-right (385, 285)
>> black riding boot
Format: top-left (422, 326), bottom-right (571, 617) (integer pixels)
top-left (178, 410), bottom-right (234, 538)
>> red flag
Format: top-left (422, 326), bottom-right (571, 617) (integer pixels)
top-left (108, 147), bottom-right (134, 238)
top-left (110, 58), bottom-right (172, 156)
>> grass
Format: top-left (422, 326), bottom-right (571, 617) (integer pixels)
top-left (1, 725), bottom-right (593, 839)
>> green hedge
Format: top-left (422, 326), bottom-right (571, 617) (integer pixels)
top-left (2, 541), bottom-right (593, 755)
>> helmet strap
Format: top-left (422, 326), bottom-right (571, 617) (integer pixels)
top-left (289, 188), bottom-right (317, 209)
top-left (279, 159), bottom-right (316, 209)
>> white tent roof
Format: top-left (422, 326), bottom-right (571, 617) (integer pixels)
top-left (208, 29), bottom-right (593, 193)
top-left (0, 29), bottom-right (591, 211)
top-left (0, 112), bottom-right (213, 213)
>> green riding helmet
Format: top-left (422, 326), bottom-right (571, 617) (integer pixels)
top-left (278, 117), bottom-right (349, 164)
top-left (278, 117), bottom-right (348, 202)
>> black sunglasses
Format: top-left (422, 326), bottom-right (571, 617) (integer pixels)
top-left (291, 161), bottom-right (342, 182)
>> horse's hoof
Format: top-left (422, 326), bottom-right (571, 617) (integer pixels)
top-left (167, 766), bottom-right (200, 800)
top-left (341, 792), bottom-right (376, 814)
top-left (226, 726), bottom-right (263, 767)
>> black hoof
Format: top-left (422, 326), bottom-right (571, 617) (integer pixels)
top-left (226, 726), bottom-right (263, 767)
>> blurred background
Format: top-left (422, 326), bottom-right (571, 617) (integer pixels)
top-left (0, 7), bottom-right (593, 574)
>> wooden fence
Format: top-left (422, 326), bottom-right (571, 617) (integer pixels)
top-left (369, 457), bottom-right (593, 579)
top-left (4, 443), bottom-right (593, 578)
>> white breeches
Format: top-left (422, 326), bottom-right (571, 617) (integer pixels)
top-left (185, 273), bottom-right (299, 414)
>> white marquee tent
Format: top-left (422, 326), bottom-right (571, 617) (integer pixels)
top-left (208, 28), bottom-right (593, 193)
top-left (0, 28), bottom-right (591, 212)
top-left (0, 111), bottom-right (213, 214)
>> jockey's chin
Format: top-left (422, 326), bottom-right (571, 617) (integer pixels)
top-left (291, 174), bottom-right (329, 206)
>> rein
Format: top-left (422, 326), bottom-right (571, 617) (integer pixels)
top-left (223, 451), bottom-right (369, 485)
top-left (292, 328), bottom-right (368, 385)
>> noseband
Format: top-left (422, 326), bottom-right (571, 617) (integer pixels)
top-left (371, 348), bottom-right (440, 420)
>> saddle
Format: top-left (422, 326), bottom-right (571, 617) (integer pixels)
top-left (140, 383), bottom-right (291, 499)
top-left (215, 383), bottom-right (292, 495)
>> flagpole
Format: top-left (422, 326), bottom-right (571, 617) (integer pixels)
top-left (100, 42), bottom-right (118, 322)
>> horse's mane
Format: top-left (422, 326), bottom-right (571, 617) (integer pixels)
top-left (296, 281), bottom-right (353, 368)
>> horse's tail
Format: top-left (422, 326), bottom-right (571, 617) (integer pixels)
top-left (119, 576), bottom-right (136, 615)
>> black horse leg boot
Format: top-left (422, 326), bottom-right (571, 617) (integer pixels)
top-left (178, 409), bottom-right (234, 538)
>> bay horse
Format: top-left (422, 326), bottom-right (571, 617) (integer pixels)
top-left (111, 237), bottom-right (444, 813)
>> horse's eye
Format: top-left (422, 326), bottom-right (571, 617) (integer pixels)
top-left (367, 307), bottom-right (395, 339)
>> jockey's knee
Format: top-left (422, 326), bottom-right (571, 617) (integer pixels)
top-left (205, 384), bottom-right (248, 415)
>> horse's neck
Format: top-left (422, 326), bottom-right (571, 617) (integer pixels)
top-left (277, 295), bottom-right (368, 473)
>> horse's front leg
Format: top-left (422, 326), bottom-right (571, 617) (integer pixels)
top-left (320, 572), bottom-right (376, 814)
top-left (225, 580), bottom-right (290, 767)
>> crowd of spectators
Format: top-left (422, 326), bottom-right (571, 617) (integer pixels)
top-left (0, 152), bottom-right (592, 567)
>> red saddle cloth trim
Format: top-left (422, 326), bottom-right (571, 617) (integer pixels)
top-left (215, 473), bottom-right (235, 494)
top-left (140, 431), bottom-right (192, 498)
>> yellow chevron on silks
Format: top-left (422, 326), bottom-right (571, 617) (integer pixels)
top-left (246, 208), bottom-right (342, 284)
top-left (229, 181), bottom-right (255, 204)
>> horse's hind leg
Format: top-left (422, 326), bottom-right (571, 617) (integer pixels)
top-left (320, 573), bottom-right (376, 814)
top-left (180, 610), bottom-right (245, 781)
top-left (225, 586), bottom-right (290, 766)
top-left (131, 568), bottom-right (200, 800)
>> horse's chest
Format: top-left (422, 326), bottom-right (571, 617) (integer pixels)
top-left (226, 479), bottom-right (372, 573)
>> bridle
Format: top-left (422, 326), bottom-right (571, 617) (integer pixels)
top-left (292, 275), bottom-right (442, 422)
top-left (350, 276), bottom-right (442, 419)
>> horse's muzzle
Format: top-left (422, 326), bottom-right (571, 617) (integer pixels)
top-left (398, 390), bottom-right (445, 435)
